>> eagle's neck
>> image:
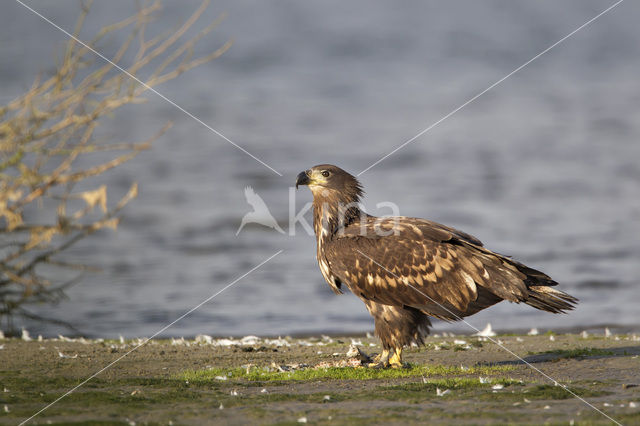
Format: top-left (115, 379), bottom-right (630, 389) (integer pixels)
top-left (311, 188), bottom-right (362, 241)
top-left (309, 180), bottom-right (364, 295)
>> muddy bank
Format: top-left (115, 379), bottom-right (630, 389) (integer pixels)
top-left (1, 332), bottom-right (639, 425)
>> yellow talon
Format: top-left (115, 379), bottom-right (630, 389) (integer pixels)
top-left (367, 349), bottom-right (390, 368)
top-left (389, 347), bottom-right (404, 369)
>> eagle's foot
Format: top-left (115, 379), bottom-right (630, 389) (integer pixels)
top-left (366, 348), bottom-right (390, 368)
top-left (366, 348), bottom-right (408, 369)
top-left (388, 348), bottom-right (406, 369)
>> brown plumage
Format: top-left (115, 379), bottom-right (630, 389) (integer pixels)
top-left (296, 164), bottom-right (578, 368)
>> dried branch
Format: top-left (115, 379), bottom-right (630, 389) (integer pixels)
top-left (0, 0), bottom-right (228, 332)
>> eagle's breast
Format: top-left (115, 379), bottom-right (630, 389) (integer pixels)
top-left (316, 229), bottom-right (342, 294)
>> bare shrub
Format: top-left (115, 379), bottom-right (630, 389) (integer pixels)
top-left (0, 0), bottom-right (231, 331)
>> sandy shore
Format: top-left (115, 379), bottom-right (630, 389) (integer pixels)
top-left (1, 332), bottom-right (639, 425)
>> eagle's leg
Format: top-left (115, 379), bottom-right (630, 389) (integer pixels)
top-left (363, 301), bottom-right (430, 368)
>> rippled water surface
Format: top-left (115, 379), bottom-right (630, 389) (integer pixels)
top-left (3, 1), bottom-right (639, 337)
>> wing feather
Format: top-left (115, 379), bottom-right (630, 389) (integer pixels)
top-left (324, 216), bottom-right (529, 320)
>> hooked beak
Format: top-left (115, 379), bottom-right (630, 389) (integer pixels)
top-left (296, 170), bottom-right (311, 189)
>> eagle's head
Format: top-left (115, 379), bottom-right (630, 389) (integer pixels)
top-left (297, 165), bottom-right (364, 232)
top-left (296, 164), bottom-right (363, 203)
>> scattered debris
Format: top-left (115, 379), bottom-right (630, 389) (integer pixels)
top-left (549, 335), bottom-right (555, 341)
top-left (230, 390), bottom-right (239, 396)
top-left (323, 395), bottom-right (331, 401)
top-left (3, 405), bottom-right (9, 413)
top-left (270, 362), bottom-right (286, 372)
top-left (527, 328), bottom-right (539, 336)
top-left (605, 328), bottom-right (612, 338)
top-left (264, 337), bottom-right (291, 347)
top-left (171, 337), bottom-right (190, 347)
top-left (261, 388), bottom-right (268, 394)
top-left (516, 337), bottom-right (524, 342)
top-left (630, 402), bottom-right (637, 408)
top-left (436, 388), bottom-right (450, 397)
top-left (240, 335), bottom-right (260, 345)
top-left (492, 384), bottom-right (504, 391)
top-left (622, 383), bottom-right (638, 389)
top-left (214, 376), bottom-right (227, 381)
top-left (195, 335), bottom-right (213, 344)
top-left (313, 359), bottom-right (362, 369)
top-left (58, 351), bottom-right (78, 359)
top-left (21, 329), bottom-right (32, 341)
top-left (56, 335), bottom-right (93, 344)
top-left (474, 323), bottom-right (496, 337)
top-left (267, 362), bottom-right (312, 372)
top-left (543, 405), bottom-right (550, 410)
top-left (580, 330), bottom-right (589, 338)
top-left (218, 404), bottom-right (224, 410)
top-left (346, 345), bottom-right (371, 363)
top-left (297, 417), bottom-right (307, 423)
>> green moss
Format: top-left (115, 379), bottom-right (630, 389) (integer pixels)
top-left (43, 422), bottom-right (130, 426)
top-left (519, 384), bottom-right (608, 400)
top-left (178, 364), bottom-right (514, 383)
top-left (473, 384), bottom-right (609, 402)
top-left (379, 377), bottom-right (520, 392)
top-left (536, 347), bottom-right (615, 359)
top-left (368, 380), bottom-right (607, 403)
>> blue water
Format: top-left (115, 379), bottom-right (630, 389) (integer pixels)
top-left (2, 0), bottom-right (639, 337)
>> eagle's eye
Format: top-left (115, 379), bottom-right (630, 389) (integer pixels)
top-left (321, 170), bottom-right (330, 178)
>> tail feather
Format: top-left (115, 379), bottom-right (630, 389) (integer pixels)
top-left (526, 285), bottom-right (578, 314)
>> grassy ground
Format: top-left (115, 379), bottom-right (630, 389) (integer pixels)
top-left (1, 333), bottom-right (639, 425)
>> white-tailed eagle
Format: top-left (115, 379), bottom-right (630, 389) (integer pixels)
top-left (296, 164), bottom-right (577, 368)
